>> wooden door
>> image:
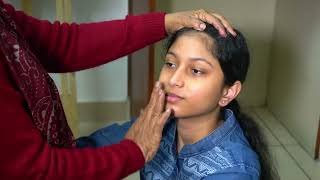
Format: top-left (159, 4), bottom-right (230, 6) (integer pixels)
top-left (128, 0), bottom-right (156, 117)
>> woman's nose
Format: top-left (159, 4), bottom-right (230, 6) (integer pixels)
top-left (169, 70), bottom-right (184, 88)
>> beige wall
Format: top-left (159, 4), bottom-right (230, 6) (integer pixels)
top-left (267, 0), bottom-right (320, 156)
top-left (155, 0), bottom-right (277, 107)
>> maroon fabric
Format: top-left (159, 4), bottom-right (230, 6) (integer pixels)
top-left (0, 3), bottom-right (74, 147)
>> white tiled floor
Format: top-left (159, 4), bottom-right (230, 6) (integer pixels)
top-left (79, 106), bottom-right (320, 180)
top-left (251, 107), bottom-right (320, 180)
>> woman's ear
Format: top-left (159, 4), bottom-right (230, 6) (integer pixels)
top-left (219, 81), bottom-right (242, 107)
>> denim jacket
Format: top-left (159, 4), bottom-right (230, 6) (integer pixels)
top-left (77, 109), bottom-right (260, 180)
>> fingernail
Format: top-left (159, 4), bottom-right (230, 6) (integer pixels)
top-left (166, 108), bottom-right (171, 113)
top-left (200, 23), bottom-right (206, 30)
top-left (155, 81), bottom-right (160, 88)
top-left (159, 90), bottom-right (163, 96)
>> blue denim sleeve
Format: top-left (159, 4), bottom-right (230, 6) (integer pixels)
top-left (202, 173), bottom-right (258, 180)
top-left (76, 118), bottom-right (136, 148)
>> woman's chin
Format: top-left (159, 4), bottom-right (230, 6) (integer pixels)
top-left (165, 104), bottom-right (187, 118)
top-left (166, 104), bottom-right (177, 112)
top-left (169, 108), bottom-right (184, 118)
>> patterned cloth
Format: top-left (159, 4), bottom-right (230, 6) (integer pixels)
top-left (141, 109), bottom-right (260, 179)
top-left (0, 2), bottom-right (74, 147)
top-left (77, 109), bottom-right (261, 179)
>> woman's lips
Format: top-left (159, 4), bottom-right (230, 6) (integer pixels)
top-left (166, 93), bottom-right (183, 103)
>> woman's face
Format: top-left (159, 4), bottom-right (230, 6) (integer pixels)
top-left (159, 33), bottom-right (226, 118)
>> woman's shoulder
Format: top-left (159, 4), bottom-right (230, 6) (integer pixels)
top-left (213, 112), bottom-right (261, 175)
top-left (194, 120), bottom-right (260, 177)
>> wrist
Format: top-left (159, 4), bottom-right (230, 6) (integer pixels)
top-left (164, 13), bottom-right (174, 34)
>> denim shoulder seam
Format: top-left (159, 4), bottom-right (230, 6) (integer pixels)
top-left (215, 121), bottom-right (237, 145)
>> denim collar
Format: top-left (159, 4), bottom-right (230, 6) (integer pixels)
top-left (164, 109), bottom-right (238, 159)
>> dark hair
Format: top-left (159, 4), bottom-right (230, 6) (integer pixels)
top-left (165, 23), bottom-right (279, 180)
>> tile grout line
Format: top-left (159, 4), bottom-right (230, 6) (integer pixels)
top-left (262, 108), bottom-right (316, 160)
top-left (255, 107), bottom-right (316, 160)
top-left (252, 107), bottom-right (312, 180)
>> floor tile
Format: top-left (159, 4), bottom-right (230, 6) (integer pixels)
top-left (270, 146), bottom-right (310, 180)
top-left (244, 108), bottom-right (281, 146)
top-left (285, 145), bottom-right (320, 180)
top-left (253, 107), bottom-right (298, 145)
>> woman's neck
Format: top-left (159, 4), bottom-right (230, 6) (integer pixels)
top-left (176, 108), bottom-right (222, 153)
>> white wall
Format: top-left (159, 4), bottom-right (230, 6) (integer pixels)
top-left (72, 0), bottom-right (128, 102)
top-left (6, 0), bottom-right (129, 103)
top-left (155, 0), bottom-right (277, 107)
top-left (6, 0), bottom-right (19, 8)
top-left (267, 0), bottom-right (320, 156)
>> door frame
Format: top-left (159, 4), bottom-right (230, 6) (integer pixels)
top-left (315, 117), bottom-right (320, 159)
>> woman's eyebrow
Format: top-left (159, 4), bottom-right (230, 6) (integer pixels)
top-left (189, 57), bottom-right (214, 68)
top-left (166, 51), bottom-right (177, 58)
top-left (166, 51), bottom-right (214, 68)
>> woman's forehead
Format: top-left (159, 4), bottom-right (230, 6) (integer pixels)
top-left (167, 33), bottom-right (218, 60)
top-left (171, 32), bottom-right (216, 52)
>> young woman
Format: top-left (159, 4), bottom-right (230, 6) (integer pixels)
top-left (77, 23), bottom-right (278, 180)
top-left (140, 24), bottom-right (280, 180)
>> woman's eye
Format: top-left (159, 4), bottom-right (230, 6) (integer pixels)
top-left (192, 69), bottom-right (204, 75)
top-left (165, 62), bottom-right (176, 69)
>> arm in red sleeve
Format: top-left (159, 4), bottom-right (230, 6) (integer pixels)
top-left (0, 86), bottom-right (144, 180)
top-left (3, 1), bottom-right (166, 73)
top-left (0, 53), bottom-right (145, 179)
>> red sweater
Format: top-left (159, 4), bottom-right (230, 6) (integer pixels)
top-left (0, 2), bottom-right (166, 180)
